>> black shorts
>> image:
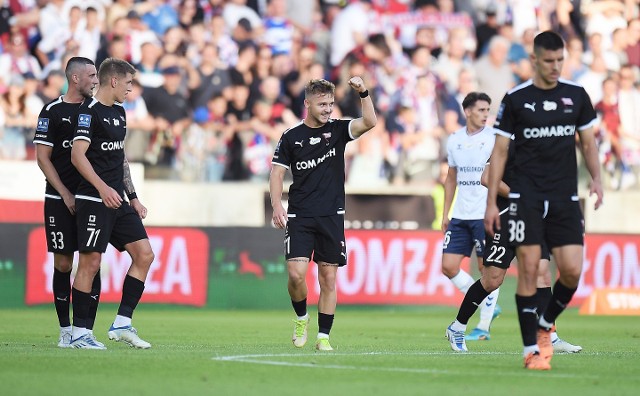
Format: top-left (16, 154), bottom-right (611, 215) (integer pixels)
top-left (508, 196), bottom-right (584, 250)
top-left (284, 214), bottom-right (346, 266)
top-left (484, 203), bottom-right (551, 269)
top-left (76, 199), bottom-right (148, 253)
top-left (44, 197), bottom-right (77, 254)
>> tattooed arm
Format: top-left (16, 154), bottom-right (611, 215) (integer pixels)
top-left (123, 158), bottom-right (148, 219)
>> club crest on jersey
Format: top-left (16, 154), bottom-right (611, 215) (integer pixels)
top-left (322, 132), bottom-right (331, 145)
top-left (309, 137), bottom-right (321, 145)
top-left (543, 101), bottom-right (557, 111)
top-left (561, 97), bottom-right (574, 113)
top-left (37, 118), bottom-right (49, 132)
top-left (78, 114), bottom-right (92, 128)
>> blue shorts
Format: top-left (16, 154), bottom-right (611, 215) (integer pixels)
top-left (442, 218), bottom-right (485, 257)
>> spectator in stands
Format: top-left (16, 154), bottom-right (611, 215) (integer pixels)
top-left (475, 5), bottom-right (499, 58)
top-left (562, 36), bottom-right (588, 81)
top-left (433, 27), bottom-right (474, 95)
top-left (283, 44), bottom-right (319, 118)
top-left (210, 14), bottom-right (238, 67)
top-left (596, 77), bottom-right (624, 188)
top-left (222, 0), bottom-right (263, 34)
top-left (224, 83), bottom-right (252, 181)
top-left (77, 7), bottom-right (103, 62)
top-left (329, 0), bottom-right (373, 67)
top-left (190, 43), bottom-right (233, 109)
top-left (140, 0), bottom-right (179, 36)
top-left (36, 70), bottom-right (66, 105)
top-left (0, 32), bottom-right (42, 91)
top-left (143, 65), bottom-right (192, 173)
top-left (135, 41), bottom-right (165, 89)
top-left (123, 80), bottom-right (156, 164)
top-left (178, 0), bottom-right (204, 28)
top-left (617, 64), bottom-right (640, 188)
top-left (263, 0), bottom-right (295, 57)
top-left (474, 35), bottom-right (515, 115)
top-left (578, 55), bottom-right (608, 105)
top-left (625, 18), bottom-right (640, 67)
top-left (0, 75), bottom-right (36, 159)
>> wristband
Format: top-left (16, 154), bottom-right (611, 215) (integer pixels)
top-left (127, 192), bottom-right (138, 200)
top-left (359, 90), bottom-right (369, 98)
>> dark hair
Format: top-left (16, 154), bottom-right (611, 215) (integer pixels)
top-left (462, 92), bottom-right (491, 109)
top-left (98, 57), bottom-right (136, 85)
top-left (65, 57), bottom-right (95, 81)
top-left (533, 31), bottom-right (565, 55)
top-left (304, 79), bottom-right (335, 99)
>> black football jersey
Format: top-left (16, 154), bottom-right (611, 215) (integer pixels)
top-left (73, 98), bottom-right (127, 200)
top-left (33, 96), bottom-right (83, 196)
top-left (272, 119), bottom-right (355, 217)
top-left (493, 79), bottom-right (597, 200)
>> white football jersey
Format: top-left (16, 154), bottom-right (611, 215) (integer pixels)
top-left (446, 126), bottom-right (496, 220)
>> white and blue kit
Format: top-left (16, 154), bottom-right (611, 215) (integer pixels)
top-left (443, 126), bottom-right (495, 257)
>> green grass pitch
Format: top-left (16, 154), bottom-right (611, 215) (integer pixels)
top-left (0, 306), bottom-right (638, 396)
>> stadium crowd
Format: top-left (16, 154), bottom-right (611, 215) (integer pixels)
top-left (0, 0), bottom-right (639, 189)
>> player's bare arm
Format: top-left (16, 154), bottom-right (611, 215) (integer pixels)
top-left (35, 144), bottom-right (76, 214)
top-left (481, 163), bottom-right (510, 198)
top-left (441, 166), bottom-right (457, 233)
top-left (269, 165), bottom-right (288, 229)
top-left (347, 76), bottom-right (377, 138)
top-left (71, 139), bottom-right (123, 209)
top-left (484, 135), bottom-right (510, 236)
top-left (578, 126), bottom-right (604, 209)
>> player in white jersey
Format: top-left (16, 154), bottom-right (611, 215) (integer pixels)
top-left (441, 92), bottom-right (499, 343)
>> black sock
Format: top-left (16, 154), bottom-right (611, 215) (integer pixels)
top-left (117, 275), bottom-right (145, 319)
top-left (318, 312), bottom-right (334, 335)
top-left (535, 287), bottom-right (552, 319)
top-left (542, 280), bottom-right (577, 327)
top-left (72, 288), bottom-right (92, 330)
top-left (456, 280), bottom-right (490, 325)
top-left (291, 298), bottom-right (307, 317)
top-left (86, 270), bottom-right (101, 330)
top-left (53, 268), bottom-right (71, 327)
top-left (515, 294), bottom-right (539, 347)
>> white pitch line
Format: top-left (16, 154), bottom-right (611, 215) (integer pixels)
top-left (212, 352), bottom-right (588, 379)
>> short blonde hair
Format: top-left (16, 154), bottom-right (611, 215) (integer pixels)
top-left (304, 79), bottom-right (335, 99)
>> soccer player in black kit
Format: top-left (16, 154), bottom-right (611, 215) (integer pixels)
top-left (34, 57), bottom-right (100, 348)
top-left (270, 77), bottom-right (377, 351)
top-left (70, 58), bottom-right (155, 349)
top-left (485, 31), bottom-right (603, 370)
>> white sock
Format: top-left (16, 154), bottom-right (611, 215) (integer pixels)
top-left (317, 332), bottom-right (329, 339)
top-left (113, 315), bottom-right (132, 328)
top-left (60, 325), bottom-right (72, 333)
top-left (477, 288), bottom-right (500, 331)
top-left (450, 320), bottom-right (466, 332)
top-left (450, 270), bottom-right (474, 294)
top-left (538, 316), bottom-right (553, 330)
top-left (551, 332), bottom-right (559, 343)
top-left (523, 345), bottom-right (539, 357)
top-left (297, 313), bottom-right (309, 321)
top-left (72, 326), bottom-right (89, 340)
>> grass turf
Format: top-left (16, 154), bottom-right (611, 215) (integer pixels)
top-left (0, 306), bottom-right (638, 396)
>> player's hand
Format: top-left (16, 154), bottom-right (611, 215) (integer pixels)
top-left (99, 186), bottom-right (123, 209)
top-left (130, 198), bottom-right (148, 219)
top-left (590, 179), bottom-right (604, 210)
top-left (441, 217), bottom-right (450, 234)
top-left (484, 203), bottom-right (500, 238)
top-left (348, 76), bottom-right (366, 93)
top-left (272, 205), bottom-right (287, 229)
top-left (62, 191), bottom-right (76, 215)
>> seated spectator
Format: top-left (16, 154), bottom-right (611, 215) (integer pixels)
top-left (135, 41), bottom-right (165, 89)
